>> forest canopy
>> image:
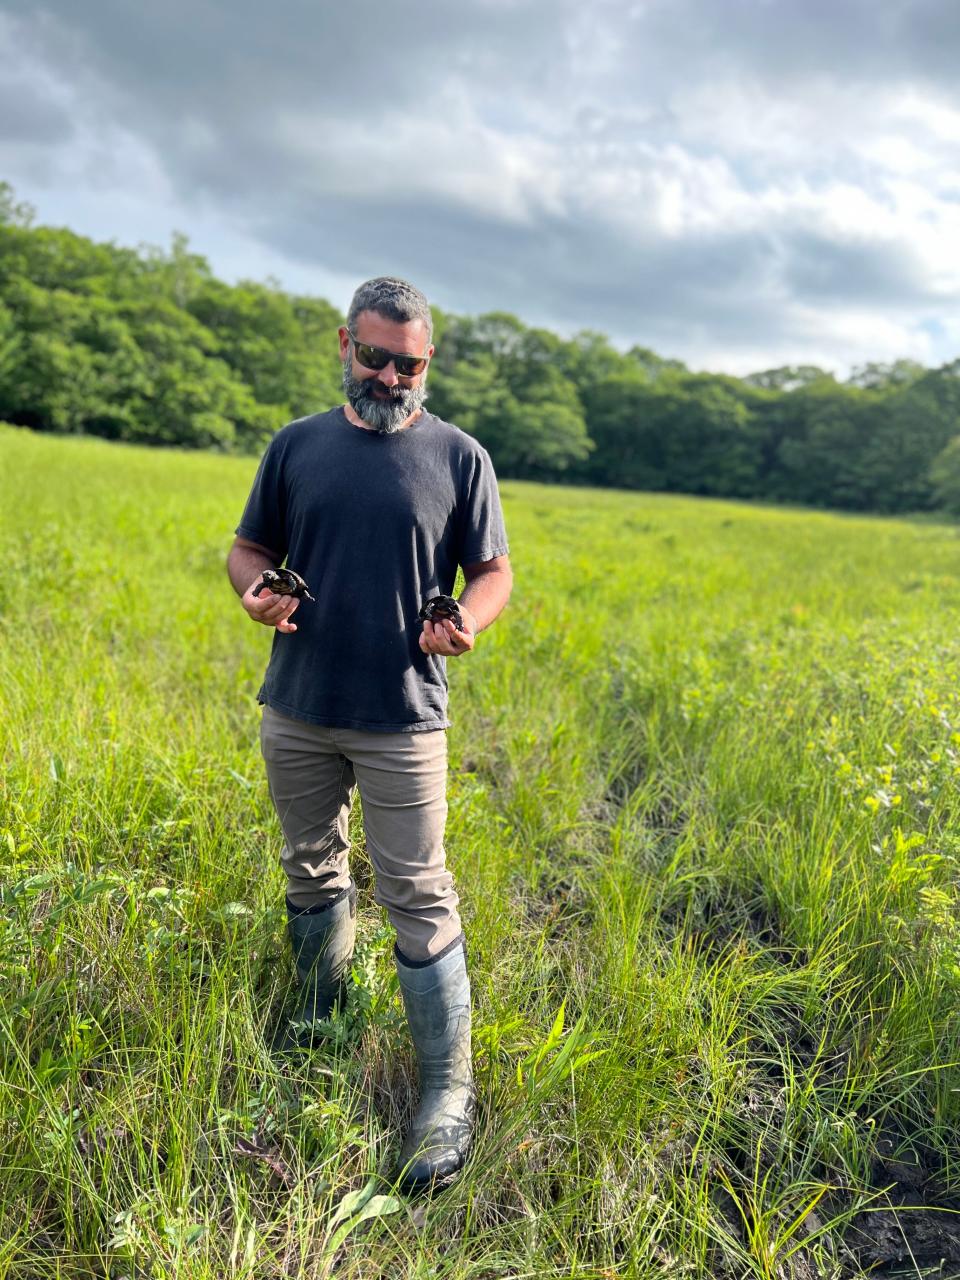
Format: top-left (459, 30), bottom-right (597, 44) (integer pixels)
top-left (2, 182), bottom-right (958, 515)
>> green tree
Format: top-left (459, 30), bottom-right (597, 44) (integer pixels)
top-left (744, 365), bottom-right (835, 392)
top-left (188, 279), bottom-right (343, 417)
top-left (625, 345), bottom-right (687, 381)
top-left (581, 371), bottom-right (761, 496)
top-left (0, 181), bottom-right (34, 228)
top-left (430, 355), bottom-right (592, 477)
top-left (774, 385), bottom-right (877, 508)
top-left (930, 437), bottom-right (960, 515)
top-left (431, 314), bottom-right (593, 477)
top-left (846, 359), bottom-right (925, 391)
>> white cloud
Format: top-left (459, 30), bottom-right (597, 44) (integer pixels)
top-left (1, 0), bottom-right (959, 376)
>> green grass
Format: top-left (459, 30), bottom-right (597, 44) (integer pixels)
top-left (4, 422), bottom-right (960, 1278)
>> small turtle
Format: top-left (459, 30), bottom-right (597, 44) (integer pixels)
top-left (252, 568), bottom-right (315, 602)
top-left (419, 594), bottom-right (465, 632)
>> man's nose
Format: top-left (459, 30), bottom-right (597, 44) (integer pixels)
top-left (377, 361), bottom-right (400, 388)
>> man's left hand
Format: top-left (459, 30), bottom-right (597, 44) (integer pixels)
top-left (419, 605), bottom-right (477, 657)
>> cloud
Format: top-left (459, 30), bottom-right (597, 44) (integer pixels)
top-left (1, 0), bottom-right (959, 375)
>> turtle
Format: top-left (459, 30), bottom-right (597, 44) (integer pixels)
top-left (252, 568), bottom-right (316, 602)
top-left (419, 594), bottom-right (465, 633)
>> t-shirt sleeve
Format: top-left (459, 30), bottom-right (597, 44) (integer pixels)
top-left (235, 434), bottom-right (289, 562)
top-left (458, 446), bottom-right (510, 567)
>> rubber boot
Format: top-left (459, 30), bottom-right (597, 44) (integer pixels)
top-left (394, 937), bottom-right (476, 1193)
top-left (272, 882), bottom-right (356, 1052)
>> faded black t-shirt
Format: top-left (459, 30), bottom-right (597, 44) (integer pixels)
top-left (235, 406), bottom-right (509, 732)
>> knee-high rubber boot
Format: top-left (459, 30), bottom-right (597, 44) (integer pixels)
top-left (273, 883), bottom-right (356, 1052)
top-left (394, 937), bottom-right (476, 1192)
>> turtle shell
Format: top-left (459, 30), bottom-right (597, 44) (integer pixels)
top-left (418, 594), bottom-right (464, 631)
top-left (252, 568), bottom-right (315, 601)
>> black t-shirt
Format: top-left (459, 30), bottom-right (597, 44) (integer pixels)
top-left (235, 406), bottom-right (510, 731)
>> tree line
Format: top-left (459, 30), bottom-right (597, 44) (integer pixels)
top-left (2, 182), bottom-right (959, 515)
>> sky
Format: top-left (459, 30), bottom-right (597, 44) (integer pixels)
top-left (1, 0), bottom-right (959, 377)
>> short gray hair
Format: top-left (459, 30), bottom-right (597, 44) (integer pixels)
top-left (346, 276), bottom-right (433, 342)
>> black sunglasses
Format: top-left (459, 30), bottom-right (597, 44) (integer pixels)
top-left (349, 333), bottom-right (430, 378)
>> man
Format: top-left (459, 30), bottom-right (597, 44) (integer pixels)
top-left (226, 276), bottom-right (512, 1193)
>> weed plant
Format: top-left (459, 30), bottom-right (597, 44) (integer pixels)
top-left (3, 424), bottom-right (960, 1277)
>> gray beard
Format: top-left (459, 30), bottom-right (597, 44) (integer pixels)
top-left (342, 363), bottom-right (428, 434)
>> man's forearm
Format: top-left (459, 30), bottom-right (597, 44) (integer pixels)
top-left (227, 543), bottom-right (280, 597)
top-left (458, 568), bottom-right (512, 633)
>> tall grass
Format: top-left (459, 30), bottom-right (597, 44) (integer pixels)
top-left (3, 422), bottom-right (960, 1277)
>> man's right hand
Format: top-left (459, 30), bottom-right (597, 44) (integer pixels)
top-left (241, 580), bottom-right (301, 633)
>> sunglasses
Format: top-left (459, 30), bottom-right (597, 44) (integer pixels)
top-left (350, 333), bottom-right (430, 378)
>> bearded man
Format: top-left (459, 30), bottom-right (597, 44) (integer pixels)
top-left (226, 276), bottom-right (512, 1193)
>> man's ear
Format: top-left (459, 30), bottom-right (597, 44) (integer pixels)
top-left (338, 326), bottom-right (351, 360)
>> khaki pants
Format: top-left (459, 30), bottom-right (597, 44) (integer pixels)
top-left (259, 704), bottom-right (461, 962)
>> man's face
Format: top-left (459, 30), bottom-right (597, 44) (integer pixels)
top-left (339, 311), bottom-right (434, 434)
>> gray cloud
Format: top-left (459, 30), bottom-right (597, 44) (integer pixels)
top-left (0, 78), bottom-right (72, 144)
top-left (2, 0), bottom-right (959, 374)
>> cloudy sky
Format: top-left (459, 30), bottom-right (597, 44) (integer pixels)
top-left (2, 0), bottom-right (959, 375)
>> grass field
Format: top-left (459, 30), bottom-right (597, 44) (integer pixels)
top-left (4, 422), bottom-right (960, 1279)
